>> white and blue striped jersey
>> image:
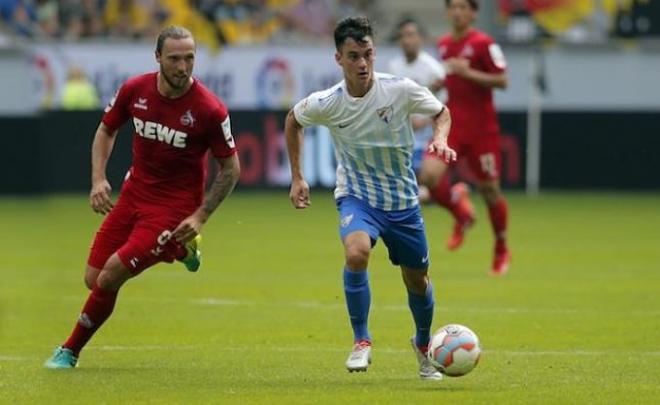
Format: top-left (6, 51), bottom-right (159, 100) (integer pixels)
top-left (293, 72), bottom-right (445, 211)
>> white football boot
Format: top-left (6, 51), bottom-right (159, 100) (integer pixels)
top-left (346, 340), bottom-right (372, 372)
top-left (410, 337), bottom-right (443, 381)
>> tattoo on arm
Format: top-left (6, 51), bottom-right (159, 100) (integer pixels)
top-left (202, 157), bottom-right (240, 216)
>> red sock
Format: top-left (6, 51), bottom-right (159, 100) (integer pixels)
top-left (63, 283), bottom-right (118, 356)
top-left (488, 197), bottom-right (509, 253)
top-left (430, 176), bottom-right (469, 221)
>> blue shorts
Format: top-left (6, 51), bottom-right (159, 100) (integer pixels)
top-left (336, 196), bottom-right (430, 269)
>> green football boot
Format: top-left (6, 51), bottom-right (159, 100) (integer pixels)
top-left (44, 346), bottom-right (77, 369)
top-left (181, 234), bottom-right (202, 272)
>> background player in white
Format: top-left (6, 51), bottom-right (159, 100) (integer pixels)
top-left (388, 17), bottom-right (446, 203)
top-left (285, 16), bottom-right (456, 380)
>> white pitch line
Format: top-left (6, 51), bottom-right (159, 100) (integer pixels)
top-left (84, 346), bottom-right (660, 357)
top-left (0, 355), bottom-right (27, 361)
top-left (58, 295), bottom-right (660, 316)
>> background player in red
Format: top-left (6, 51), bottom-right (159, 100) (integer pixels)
top-left (418, 0), bottom-right (511, 275)
top-left (44, 26), bottom-right (241, 369)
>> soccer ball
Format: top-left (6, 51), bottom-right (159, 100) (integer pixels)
top-left (427, 324), bottom-right (481, 377)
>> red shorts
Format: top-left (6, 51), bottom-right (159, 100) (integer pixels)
top-left (87, 186), bottom-right (195, 274)
top-left (426, 133), bottom-right (501, 181)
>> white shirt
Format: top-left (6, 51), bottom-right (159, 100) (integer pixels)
top-left (293, 72), bottom-right (445, 211)
top-left (387, 50), bottom-right (446, 88)
top-left (388, 50), bottom-right (446, 151)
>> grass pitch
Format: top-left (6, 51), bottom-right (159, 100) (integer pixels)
top-left (1, 191), bottom-right (659, 404)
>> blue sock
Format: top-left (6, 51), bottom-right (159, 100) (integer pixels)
top-left (408, 282), bottom-right (435, 348)
top-left (343, 268), bottom-right (371, 342)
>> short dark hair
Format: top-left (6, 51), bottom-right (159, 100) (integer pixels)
top-left (395, 17), bottom-right (426, 39)
top-left (156, 25), bottom-right (193, 54)
top-left (445, 0), bottom-right (479, 10)
top-left (334, 16), bottom-right (374, 51)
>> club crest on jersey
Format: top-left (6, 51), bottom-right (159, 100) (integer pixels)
top-left (134, 97), bottom-right (148, 110)
top-left (377, 105), bottom-right (393, 124)
top-left (180, 110), bottom-right (195, 127)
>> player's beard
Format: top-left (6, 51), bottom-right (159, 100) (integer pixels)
top-left (161, 68), bottom-right (189, 90)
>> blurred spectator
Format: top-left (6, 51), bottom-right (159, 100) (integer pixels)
top-left (0, 0), bottom-right (379, 45)
top-left (35, 0), bottom-right (58, 37)
top-left (213, 0), bottom-right (282, 45)
top-left (61, 65), bottom-right (100, 110)
top-left (104, 0), bottom-right (165, 38)
top-left (1, 0), bottom-right (38, 38)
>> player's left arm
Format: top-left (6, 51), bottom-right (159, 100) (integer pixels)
top-left (446, 41), bottom-right (508, 89)
top-left (428, 107), bottom-right (456, 163)
top-left (172, 153), bottom-right (240, 243)
top-left (453, 64), bottom-right (507, 89)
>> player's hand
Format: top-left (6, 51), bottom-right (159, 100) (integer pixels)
top-left (445, 57), bottom-right (470, 77)
top-left (428, 139), bottom-right (457, 163)
top-left (289, 179), bottom-right (311, 209)
top-left (172, 215), bottom-right (203, 244)
top-left (90, 179), bottom-right (114, 215)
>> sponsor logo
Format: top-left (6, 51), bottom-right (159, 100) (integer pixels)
top-left (340, 214), bottom-right (354, 228)
top-left (105, 91), bottom-right (118, 113)
top-left (256, 58), bottom-right (295, 108)
top-left (78, 313), bottom-right (94, 329)
top-left (133, 117), bottom-right (188, 148)
top-left (180, 109), bottom-right (195, 127)
top-left (376, 105), bottom-right (393, 124)
top-left (134, 97), bottom-right (148, 110)
top-left (337, 121), bottom-right (351, 129)
top-left (221, 116), bottom-right (235, 148)
top-left (129, 257), bottom-right (140, 268)
top-left (489, 43), bottom-right (507, 69)
top-left (421, 251), bottom-right (430, 264)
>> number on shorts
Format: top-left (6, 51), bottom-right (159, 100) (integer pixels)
top-left (479, 153), bottom-right (497, 177)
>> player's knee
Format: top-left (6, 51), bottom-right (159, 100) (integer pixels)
top-left (96, 256), bottom-right (131, 291)
top-left (403, 270), bottom-right (428, 295)
top-left (478, 182), bottom-right (501, 205)
top-left (84, 274), bottom-right (95, 290)
top-left (345, 243), bottom-right (370, 270)
top-left (418, 168), bottom-right (440, 189)
top-left (84, 266), bottom-right (100, 290)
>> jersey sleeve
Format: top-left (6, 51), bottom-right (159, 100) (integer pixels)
top-left (404, 78), bottom-right (445, 116)
top-left (207, 103), bottom-right (237, 159)
top-left (480, 38), bottom-right (507, 74)
top-left (101, 82), bottom-right (132, 131)
top-left (293, 92), bottom-right (324, 127)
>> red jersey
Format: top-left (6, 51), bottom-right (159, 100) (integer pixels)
top-left (437, 29), bottom-right (506, 139)
top-left (102, 72), bottom-right (236, 207)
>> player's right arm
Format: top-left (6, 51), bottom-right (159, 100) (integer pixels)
top-left (285, 109), bottom-right (310, 209)
top-left (285, 92), bottom-right (325, 209)
top-left (90, 122), bottom-right (119, 215)
top-left (90, 82), bottom-right (132, 214)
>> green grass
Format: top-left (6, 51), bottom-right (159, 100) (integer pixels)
top-left (1, 191), bottom-right (659, 404)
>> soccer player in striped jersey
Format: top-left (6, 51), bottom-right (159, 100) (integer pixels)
top-left (285, 16), bottom-right (456, 380)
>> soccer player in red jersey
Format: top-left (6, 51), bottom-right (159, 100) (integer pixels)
top-left (44, 26), bottom-right (241, 369)
top-left (418, 0), bottom-right (511, 275)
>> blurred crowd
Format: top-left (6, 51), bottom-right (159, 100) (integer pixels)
top-left (0, 0), bottom-right (381, 48)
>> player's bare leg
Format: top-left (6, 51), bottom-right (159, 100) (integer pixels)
top-left (84, 265), bottom-right (101, 290)
top-left (401, 267), bottom-right (442, 380)
top-left (45, 254), bottom-right (133, 369)
top-left (476, 179), bottom-right (510, 276)
top-left (419, 157), bottom-right (475, 250)
top-left (343, 231), bottom-right (372, 372)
